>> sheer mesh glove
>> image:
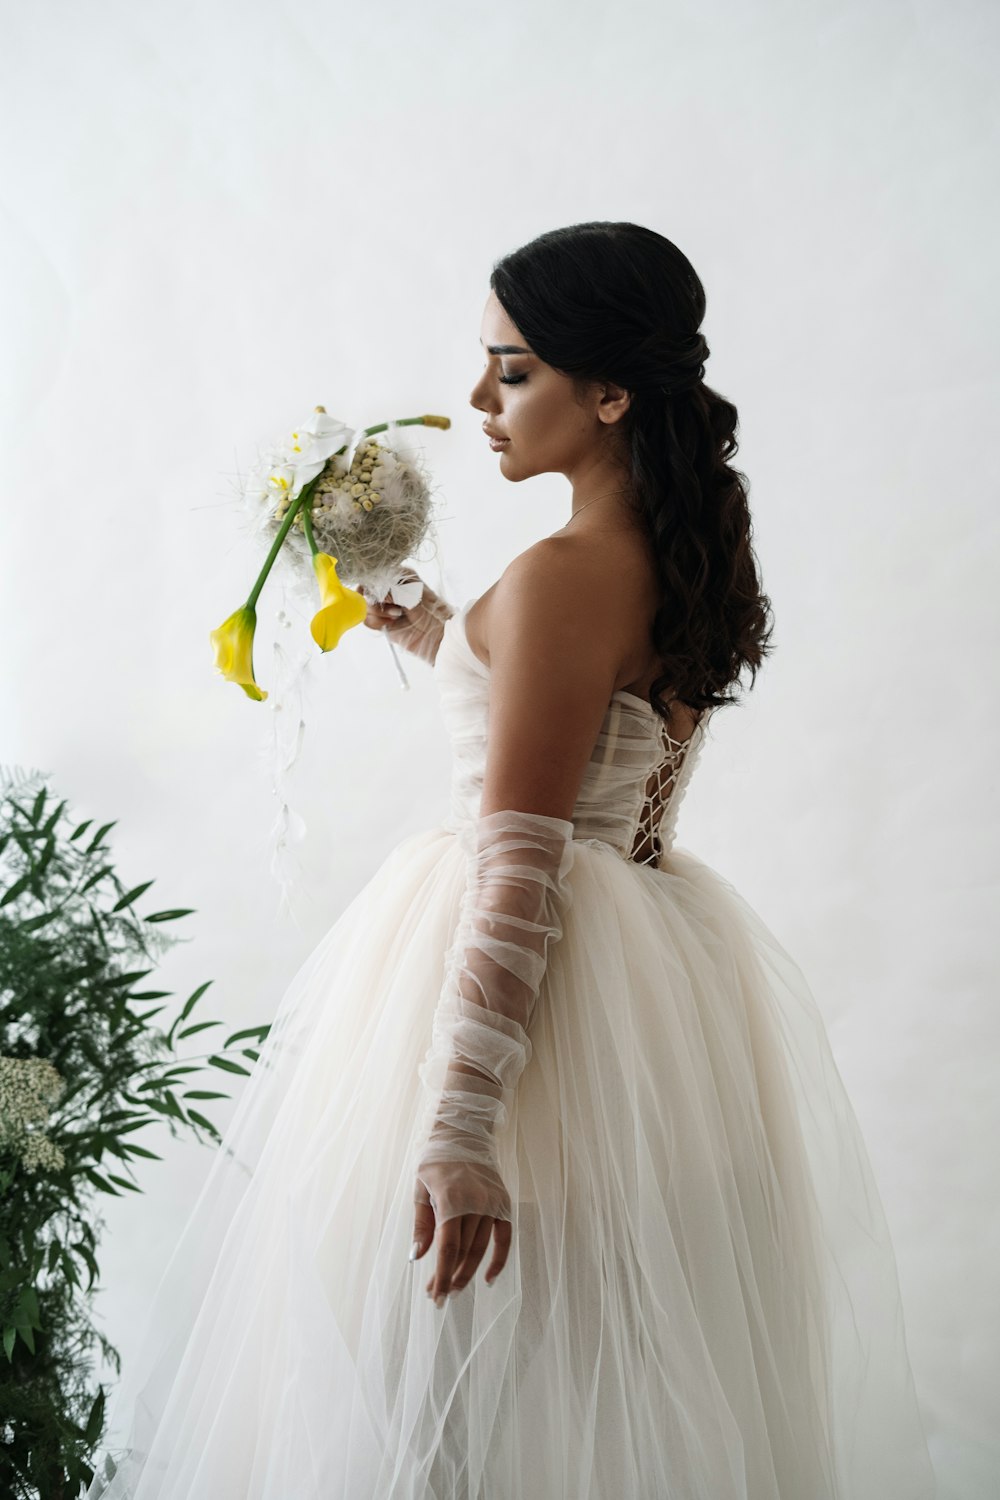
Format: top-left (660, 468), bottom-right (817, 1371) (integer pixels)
top-left (359, 571), bottom-right (455, 666)
top-left (413, 809), bottom-right (576, 1225)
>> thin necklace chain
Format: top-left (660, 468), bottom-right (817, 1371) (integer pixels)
top-left (565, 488), bottom-right (632, 526)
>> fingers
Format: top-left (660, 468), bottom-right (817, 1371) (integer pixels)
top-left (411, 1183), bottom-right (435, 1263)
top-left (483, 1218), bottom-right (512, 1285)
top-left (448, 1217), bottom-right (493, 1293)
top-left (425, 1216), bottom-right (476, 1306)
top-left (357, 583), bottom-right (405, 626)
top-left (360, 596), bottom-right (406, 628)
top-left (420, 1215), bottom-right (512, 1305)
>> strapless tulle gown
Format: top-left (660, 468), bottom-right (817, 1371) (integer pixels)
top-left (84, 599), bottom-right (936, 1499)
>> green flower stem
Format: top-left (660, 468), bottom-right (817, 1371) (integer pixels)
top-left (358, 416), bottom-right (431, 437)
top-left (245, 472), bottom-right (322, 612)
top-left (246, 414), bottom-right (441, 591)
top-left (301, 480), bottom-right (319, 556)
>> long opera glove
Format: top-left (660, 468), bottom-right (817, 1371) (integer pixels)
top-left (414, 809), bottom-right (576, 1225)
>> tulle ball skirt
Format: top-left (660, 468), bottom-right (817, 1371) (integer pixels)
top-left (86, 828), bottom-right (935, 1499)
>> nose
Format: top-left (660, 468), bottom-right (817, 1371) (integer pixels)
top-left (469, 370), bottom-right (494, 414)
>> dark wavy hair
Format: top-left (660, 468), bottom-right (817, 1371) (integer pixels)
top-left (490, 221), bottom-right (775, 727)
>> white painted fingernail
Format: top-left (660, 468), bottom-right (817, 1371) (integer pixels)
top-left (409, 1242), bottom-right (419, 1261)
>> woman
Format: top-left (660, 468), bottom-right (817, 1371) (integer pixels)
top-left (87, 222), bottom-right (936, 1498)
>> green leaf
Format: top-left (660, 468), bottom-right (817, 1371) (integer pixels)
top-left (207, 1055), bottom-right (252, 1077)
top-left (140, 1093), bottom-right (187, 1122)
top-left (20, 907), bottom-right (61, 932)
top-left (36, 835), bottom-right (57, 876)
top-left (177, 981), bottom-right (212, 1024)
top-left (133, 1004), bottom-right (168, 1023)
top-left (86, 820), bottom-right (118, 852)
top-left (20, 1285), bottom-right (41, 1328)
top-left (74, 1241), bottom-right (99, 1290)
top-left (186, 1110), bottom-right (221, 1136)
top-left (69, 818), bottom-right (94, 841)
top-left (81, 863), bottom-right (116, 893)
top-left (106, 967), bottom-right (155, 989)
top-left (0, 871), bottom-right (33, 907)
top-left (111, 880), bottom-right (156, 912)
top-left (106, 1173), bottom-right (142, 1193)
top-left (85, 1386), bottom-right (106, 1445)
top-left (223, 1024), bottom-right (271, 1047)
top-left (41, 798), bottom-right (68, 835)
top-left (16, 1322), bottom-right (36, 1354)
top-left (2, 1325), bottom-right (14, 1361)
top-left (181, 1089), bottom-right (230, 1100)
top-left (119, 1142), bottom-right (162, 1161)
top-left (145, 907), bottom-right (197, 922)
top-left (84, 1168), bottom-right (123, 1196)
top-left (136, 1097), bottom-right (175, 1118)
top-left (177, 1020), bottom-right (223, 1040)
top-left (100, 1137), bottom-right (135, 1162)
top-left (133, 1077), bottom-right (168, 1093)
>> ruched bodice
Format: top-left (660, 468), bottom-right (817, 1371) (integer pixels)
top-left (434, 599), bottom-right (708, 866)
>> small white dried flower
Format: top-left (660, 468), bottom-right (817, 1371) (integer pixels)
top-left (0, 1056), bottom-right (66, 1175)
top-left (21, 1133), bottom-right (66, 1174)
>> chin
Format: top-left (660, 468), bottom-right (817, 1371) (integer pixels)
top-left (498, 452), bottom-right (542, 483)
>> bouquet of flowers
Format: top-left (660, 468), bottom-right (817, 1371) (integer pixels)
top-left (210, 405), bottom-right (450, 700)
top-left (208, 406), bottom-right (451, 923)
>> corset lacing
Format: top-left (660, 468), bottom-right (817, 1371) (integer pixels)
top-left (628, 717), bottom-right (700, 867)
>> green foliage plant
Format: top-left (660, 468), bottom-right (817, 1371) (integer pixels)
top-left (0, 768), bottom-right (272, 1498)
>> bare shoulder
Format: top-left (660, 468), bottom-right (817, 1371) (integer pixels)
top-left (474, 537), bottom-right (637, 819)
top-left (501, 534), bottom-right (610, 610)
top-left (474, 535), bottom-right (639, 667)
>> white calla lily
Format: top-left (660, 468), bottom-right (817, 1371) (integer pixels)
top-left (283, 410), bottom-right (355, 497)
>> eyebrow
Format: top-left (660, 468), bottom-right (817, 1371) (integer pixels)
top-left (479, 337), bottom-right (533, 355)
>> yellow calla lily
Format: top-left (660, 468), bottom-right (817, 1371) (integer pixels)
top-left (310, 553), bottom-right (368, 652)
top-left (209, 605), bottom-right (268, 700)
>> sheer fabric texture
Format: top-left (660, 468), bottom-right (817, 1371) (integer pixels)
top-left (360, 575), bottom-right (455, 666)
top-left (414, 809), bottom-right (575, 1224)
top-left (84, 597), bottom-right (936, 1499)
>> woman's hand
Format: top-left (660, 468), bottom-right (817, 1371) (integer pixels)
top-left (411, 1171), bottom-right (513, 1305)
top-left (359, 572), bottom-right (455, 666)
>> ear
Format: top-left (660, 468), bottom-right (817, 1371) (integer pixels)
top-left (596, 381), bottom-right (632, 425)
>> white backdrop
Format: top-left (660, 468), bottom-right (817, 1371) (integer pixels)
top-left (2, 2), bottom-right (997, 1494)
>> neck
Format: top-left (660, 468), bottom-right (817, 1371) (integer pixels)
top-left (566, 488), bottom-right (635, 527)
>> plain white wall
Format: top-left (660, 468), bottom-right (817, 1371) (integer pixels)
top-left (2, 1), bottom-right (997, 1493)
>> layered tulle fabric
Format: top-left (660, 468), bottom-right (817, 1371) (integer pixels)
top-left (84, 601), bottom-right (936, 1499)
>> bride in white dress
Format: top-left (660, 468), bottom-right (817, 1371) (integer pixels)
top-left (85, 222), bottom-right (936, 1498)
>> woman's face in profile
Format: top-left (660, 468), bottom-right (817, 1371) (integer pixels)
top-left (469, 289), bottom-right (628, 486)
